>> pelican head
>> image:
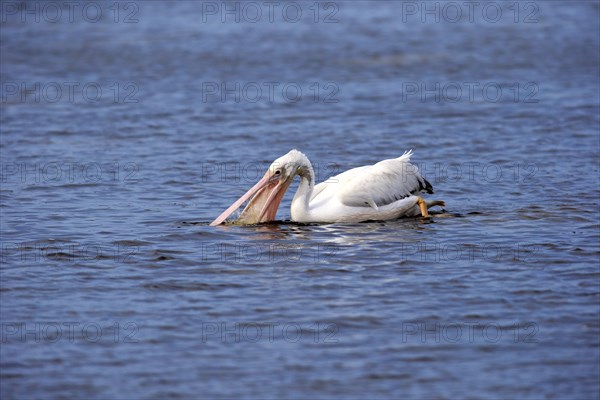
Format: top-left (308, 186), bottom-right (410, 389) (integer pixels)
top-left (270, 149), bottom-right (312, 180)
top-left (209, 149), bottom-right (312, 226)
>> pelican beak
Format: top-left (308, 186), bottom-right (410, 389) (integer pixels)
top-left (210, 170), bottom-right (294, 226)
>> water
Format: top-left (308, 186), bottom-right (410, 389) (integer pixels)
top-left (1, 1), bottom-right (599, 398)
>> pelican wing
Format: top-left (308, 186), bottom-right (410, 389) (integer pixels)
top-left (329, 150), bottom-right (432, 209)
top-left (309, 165), bottom-right (370, 203)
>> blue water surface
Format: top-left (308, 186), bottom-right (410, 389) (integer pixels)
top-left (1, 1), bottom-right (599, 399)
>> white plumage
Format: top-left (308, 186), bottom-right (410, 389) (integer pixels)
top-left (210, 149), bottom-right (444, 225)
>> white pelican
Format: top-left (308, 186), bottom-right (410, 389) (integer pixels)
top-left (210, 149), bottom-right (445, 225)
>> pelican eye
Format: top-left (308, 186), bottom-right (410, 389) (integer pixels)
top-left (274, 169), bottom-right (281, 176)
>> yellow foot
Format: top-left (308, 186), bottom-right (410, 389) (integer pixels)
top-left (417, 196), bottom-right (430, 218)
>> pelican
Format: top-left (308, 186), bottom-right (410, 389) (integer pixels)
top-left (210, 149), bottom-right (445, 225)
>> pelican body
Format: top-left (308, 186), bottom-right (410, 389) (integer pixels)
top-left (210, 150), bottom-right (444, 225)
